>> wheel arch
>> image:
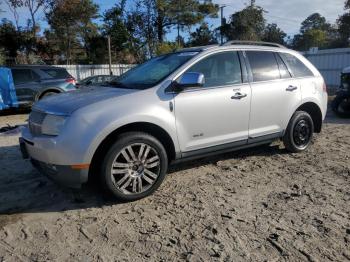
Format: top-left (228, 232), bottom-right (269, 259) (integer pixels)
top-left (88, 122), bottom-right (176, 182)
top-left (37, 88), bottom-right (62, 100)
top-left (296, 102), bottom-right (323, 133)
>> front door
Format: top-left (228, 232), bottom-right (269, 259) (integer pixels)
top-left (174, 51), bottom-right (251, 153)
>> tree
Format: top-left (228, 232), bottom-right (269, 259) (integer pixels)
top-left (46, 0), bottom-right (99, 64)
top-left (4, 0), bottom-right (21, 30)
top-left (300, 13), bottom-right (331, 33)
top-left (0, 19), bottom-right (21, 58)
top-left (262, 23), bottom-right (286, 44)
top-left (147, 0), bottom-right (219, 43)
top-left (222, 4), bottom-right (266, 41)
top-left (293, 13), bottom-right (335, 50)
top-left (188, 22), bottom-right (217, 46)
top-left (337, 0), bottom-right (350, 46)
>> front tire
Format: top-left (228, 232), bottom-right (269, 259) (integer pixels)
top-left (283, 111), bottom-right (314, 153)
top-left (100, 132), bottom-right (168, 201)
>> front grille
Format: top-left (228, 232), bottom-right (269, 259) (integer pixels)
top-left (29, 110), bottom-right (46, 136)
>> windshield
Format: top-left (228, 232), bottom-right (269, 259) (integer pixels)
top-left (108, 52), bottom-right (199, 89)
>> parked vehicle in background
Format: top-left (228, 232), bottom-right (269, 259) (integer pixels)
top-left (10, 65), bottom-right (76, 107)
top-left (20, 41), bottom-right (328, 201)
top-left (76, 75), bottom-right (114, 88)
top-left (332, 66), bottom-right (350, 118)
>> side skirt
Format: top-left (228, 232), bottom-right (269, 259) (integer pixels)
top-left (172, 132), bottom-right (282, 165)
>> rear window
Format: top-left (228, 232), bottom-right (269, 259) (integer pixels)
top-left (41, 68), bottom-right (71, 79)
top-left (279, 53), bottom-right (314, 78)
top-left (246, 51), bottom-right (280, 82)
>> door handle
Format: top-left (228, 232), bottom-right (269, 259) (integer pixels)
top-left (286, 85), bottom-right (298, 92)
top-left (231, 92), bottom-right (247, 100)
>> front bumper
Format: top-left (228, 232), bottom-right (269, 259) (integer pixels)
top-left (19, 136), bottom-right (89, 189)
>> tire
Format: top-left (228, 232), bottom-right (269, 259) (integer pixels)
top-left (40, 91), bottom-right (58, 100)
top-left (331, 94), bottom-right (350, 118)
top-left (100, 132), bottom-right (168, 201)
top-left (283, 111), bottom-right (314, 153)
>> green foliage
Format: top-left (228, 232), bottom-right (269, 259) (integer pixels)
top-left (262, 23), bottom-right (286, 44)
top-left (188, 22), bottom-right (217, 46)
top-left (300, 13), bottom-right (331, 33)
top-left (222, 4), bottom-right (266, 41)
top-left (46, 0), bottom-right (99, 64)
top-left (337, 3), bottom-right (350, 46)
top-left (293, 13), bottom-right (338, 50)
top-left (155, 42), bottom-right (181, 56)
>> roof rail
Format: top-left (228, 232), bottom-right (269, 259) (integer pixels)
top-left (221, 40), bottom-right (286, 49)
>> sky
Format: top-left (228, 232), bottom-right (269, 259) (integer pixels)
top-left (0, 0), bottom-right (346, 40)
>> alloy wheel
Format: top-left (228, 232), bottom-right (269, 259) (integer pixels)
top-left (110, 143), bottom-right (161, 195)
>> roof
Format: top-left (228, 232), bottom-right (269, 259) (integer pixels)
top-left (9, 65), bottom-right (65, 69)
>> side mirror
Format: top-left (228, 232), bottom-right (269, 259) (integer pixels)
top-left (174, 72), bottom-right (205, 91)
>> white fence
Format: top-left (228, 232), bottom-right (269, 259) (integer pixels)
top-left (304, 48), bottom-right (350, 92)
top-left (56, 64), bottom-right (135, 81)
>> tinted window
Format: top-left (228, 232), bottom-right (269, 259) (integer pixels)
top-left (186, 51), bottom-right (242, 88)
top-left (41, 68), bottom-right (70, 79)
top-left (246, 51), bottom-right (280, 82)
top-left (279, 53), bottom-right (314, 78)
top-left (11, 69), bottom-right (35, 84)
top-left (275, 53), bottom-right (291, 79)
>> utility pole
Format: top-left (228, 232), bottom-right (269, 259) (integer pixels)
top-left (107, 35), bottom-right (112, 76)
top-left (220, 5), bottom-right (226, 45)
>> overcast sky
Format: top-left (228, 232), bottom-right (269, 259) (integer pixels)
top-left (0, 0), bottom-right (346, 38)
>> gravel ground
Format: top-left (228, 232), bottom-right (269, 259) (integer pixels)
top-left (0, 111), bottom-right (349, 262)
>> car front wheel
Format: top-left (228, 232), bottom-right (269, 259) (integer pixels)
top-left (283, 111), bottom-right (314, 153)
top-left (100, 132), bottom-right (168, 201)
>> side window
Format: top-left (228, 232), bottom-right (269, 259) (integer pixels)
top-left (185, 51), bottom-right (242, 88)
top-left (275, 53), bottom-right (291, 79)
top-left (279, 53), bottom-right (314, 78)
top-left (246, 51), bottom-right (280, 82)
top-left (11, 69), bottom-right (35, 85)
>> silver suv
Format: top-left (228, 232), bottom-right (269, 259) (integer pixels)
top-left (20, 41), bottom-right (328, 201)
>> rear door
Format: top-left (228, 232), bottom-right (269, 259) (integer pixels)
top-left (245, 51), bottom-right (301, 141)
top-left (11, 69), bottom-right (42, 105)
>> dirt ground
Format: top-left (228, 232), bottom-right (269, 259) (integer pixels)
top-left (0, 111), bottom-right (349, 262)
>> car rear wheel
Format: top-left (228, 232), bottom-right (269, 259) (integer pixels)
top-left (283, 111), bottom-right (314, 153)
top-left (100, 132), bottom-right (168, 201)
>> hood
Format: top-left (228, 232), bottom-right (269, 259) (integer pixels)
top-left (33, 86), bottom-right (138, 115)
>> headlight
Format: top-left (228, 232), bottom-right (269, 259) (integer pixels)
top-left (41, 114), bottom-right (67, 136)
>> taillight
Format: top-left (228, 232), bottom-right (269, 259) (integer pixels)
top-left (66, 77), bottom-right (76, 85)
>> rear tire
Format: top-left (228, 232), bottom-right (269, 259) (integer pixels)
top-left (283, 111), bottom-right (314, 153)
top-left (100, 132), bottom-right (168, 202)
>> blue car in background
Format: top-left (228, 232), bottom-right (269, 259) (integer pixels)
top-left (9, 65), bottom-right (76, 107)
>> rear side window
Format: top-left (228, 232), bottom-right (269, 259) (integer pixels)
top-left (246, 51), bottom-right (280, 82)
top-left (11, 69), bottom-right (38, 84)
top-left (279, 53), bottom-right (314, 78)
top-left (41, 68), bottom-right (70, 79)
top-left (275, 53), bottom-right (291, 79)
top-left (186, 51), bottom-right (242, 88)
